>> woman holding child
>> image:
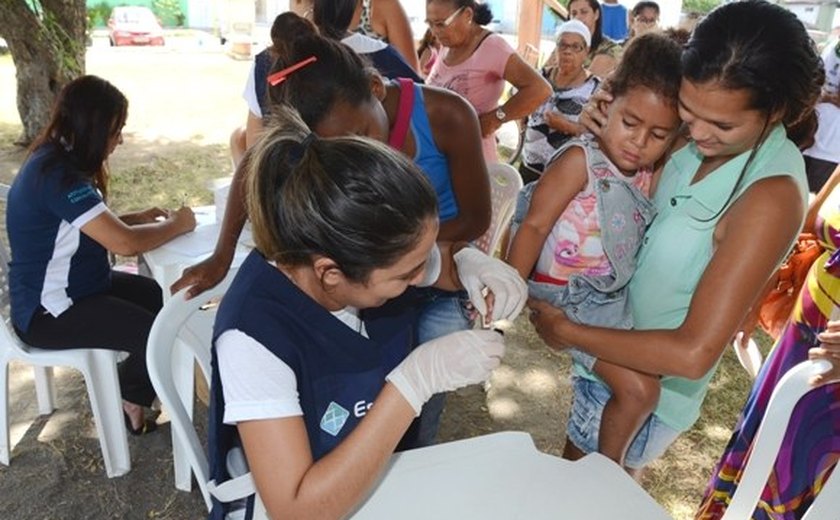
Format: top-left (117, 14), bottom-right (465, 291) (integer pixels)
top-left (528, 0), bottom-right (824, 473)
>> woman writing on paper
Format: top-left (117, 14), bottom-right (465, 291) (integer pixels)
top-left (6, 75), bottom-right (196, 435)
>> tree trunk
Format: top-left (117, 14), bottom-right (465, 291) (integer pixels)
top-left (0, 0), bottom-right (87, 146)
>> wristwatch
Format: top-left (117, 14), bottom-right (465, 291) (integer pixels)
top-left (495, 106), bottom-right (507, 122)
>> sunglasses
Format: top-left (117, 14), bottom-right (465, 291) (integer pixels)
top-left (426, 6), bottom-right (465, 31)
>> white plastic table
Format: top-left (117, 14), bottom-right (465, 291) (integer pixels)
top-left (351, 432), bottom-right (672, 520)
top-left (141, 205), bottom-right (251, 294)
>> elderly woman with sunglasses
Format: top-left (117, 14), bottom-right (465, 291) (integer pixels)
top-left (425, 0), bottom-right (551, 164)
top-left (519, 20), bottom-right (601, 184)
top-left (566, 0), bottom-right (622, 78)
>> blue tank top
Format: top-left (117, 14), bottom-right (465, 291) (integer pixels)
top-left (409, 84), bottom-right (458, 221)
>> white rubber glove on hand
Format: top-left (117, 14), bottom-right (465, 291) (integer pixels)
top-left (386, 330), bottom-right (505, 415)
top-left (453, 247), bottom-right (527, 322)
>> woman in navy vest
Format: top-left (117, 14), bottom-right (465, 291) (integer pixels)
top-left (208, 106), bottom-right (525, 519)
top-left (180, 14), bottom-right (493, 446)
top-left (6, 75), bottom-right (196, 434)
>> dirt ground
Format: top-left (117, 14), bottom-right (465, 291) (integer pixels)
top-left (0, 41), bottom-right (756, 520)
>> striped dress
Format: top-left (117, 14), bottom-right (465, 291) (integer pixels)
top-left (696, 190), bottom-right (840, 519)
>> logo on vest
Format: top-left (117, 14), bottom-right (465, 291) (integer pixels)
top-left (320, 401), bottom-right (350, 437)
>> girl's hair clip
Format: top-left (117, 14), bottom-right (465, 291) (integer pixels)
top-left (267, 56), bottom-right (318, 86)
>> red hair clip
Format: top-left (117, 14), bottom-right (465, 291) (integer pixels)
top-left (267, 56), bottom-right (318, 86)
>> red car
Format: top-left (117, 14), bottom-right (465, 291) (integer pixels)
top-left (108, 6), bottom-right (165, 47)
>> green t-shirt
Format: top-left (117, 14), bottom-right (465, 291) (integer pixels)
top-left (575, 124), bottom-right (808, 432)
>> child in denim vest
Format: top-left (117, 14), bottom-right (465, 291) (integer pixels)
top-left (506, 33), bottom-right (682, 466)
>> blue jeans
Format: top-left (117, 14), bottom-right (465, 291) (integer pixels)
top-left (413, 287), bottom-right (473, 447)
top-left (566, 376), bottom-right (680, 469)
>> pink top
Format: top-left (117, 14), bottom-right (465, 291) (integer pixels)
top-left (426, 33), bottom-right (515, 163)
top-left (535, 143), bottom-right (652, 283)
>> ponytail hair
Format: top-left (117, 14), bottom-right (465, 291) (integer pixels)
top-left (247, 105), bottom-right (438, 283)
top-left (312, 0), bottom-right (356, 40)
top-left (430, 1), bottom-right (494, 27)
top-left (471, 2), bottom-right (493, 25)
top-left (269, 10), bottom-right (317, 59)
top-left (267, 13), bottom-right (377, 130)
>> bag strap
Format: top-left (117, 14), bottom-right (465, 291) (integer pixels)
top-left (388, 78), bottom-right (415, 150)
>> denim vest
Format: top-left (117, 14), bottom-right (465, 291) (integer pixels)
top-left (513, 137), bottom-right (656, 340)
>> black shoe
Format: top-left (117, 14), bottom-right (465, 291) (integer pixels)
top-left (123, 411), bottom-right (158, 436)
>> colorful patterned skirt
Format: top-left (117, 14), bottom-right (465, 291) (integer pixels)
top-left (696, 249), bottom-right (840, 519)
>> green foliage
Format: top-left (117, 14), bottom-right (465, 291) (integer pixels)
top-left (40, 10), bottom-right (84, 77)
top-left (683, 0), bottom-right (723, 14)
top-left (87, 1), bottom-right (111, 28)
top-left (151, 0), bottom-right (185, 27)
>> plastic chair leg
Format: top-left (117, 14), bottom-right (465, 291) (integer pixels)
top-left (33, 366), bottom-right (56, 415)
top-left (0, 361), bottom-right (10, 466)
top-left (83, 349), bottom-right (131, 478)
top-left (172, 338), bottom-right (196, 492)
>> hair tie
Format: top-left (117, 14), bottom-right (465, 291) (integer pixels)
top-left (267, 56), bottom-right (318, 86)
top-left (289, 132), bottom-right (318, 166)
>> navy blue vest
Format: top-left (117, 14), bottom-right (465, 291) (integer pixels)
top-left (253, 49), bottom-right (273, 118)
top-left (208, 251), bottom-right (421, 519)
top-left (367, 46), bottom-right (422, 83)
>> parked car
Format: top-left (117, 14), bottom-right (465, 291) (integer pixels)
top-left (108, 6), bottom-right (165, 47)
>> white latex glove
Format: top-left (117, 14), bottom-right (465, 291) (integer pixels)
top-left (386, 330), bottom-right (505, 415)
top-left (453, 247), bottom-right (527, 322)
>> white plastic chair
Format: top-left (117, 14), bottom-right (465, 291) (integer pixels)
top-left (731, 332), bottom-right (764, 379)
top-left (721, 357), bottom-right (840, 520)
top-left (0, 184), bottom-right (130, 478)
top-left (146, 276), bottom-right (268, 518)
top-left (473, 163), bottom-right (523, 257)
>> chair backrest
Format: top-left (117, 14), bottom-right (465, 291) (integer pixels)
top-left (473, 163), bottom-right (523, 257)
top-left (0, 183), bottom-right (22, 349)
top-left (801, 433), bottom-right (840, 518)
top-left (720, 356), bottom-right (839, 520)
top-left (521, 43), bottom-right (542, 69)
top-left (146, 275), bottom-right (236, 510)
top-left (0, 183), bottom-right (11, 305)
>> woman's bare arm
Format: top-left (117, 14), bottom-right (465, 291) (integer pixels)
top-left (425, 87), bottom-right (492, 242)
top-left (240, 384), bottom-right (415, 520)
top-left (529, 175), bottom-right (804, 379)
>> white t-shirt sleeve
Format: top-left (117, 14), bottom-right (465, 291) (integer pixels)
top-left (242, 62), bottom-right (262, 118)
top-left (419, 243), bottom-right (442, 287)
top-left (216, 329), bottom-right (302, 424)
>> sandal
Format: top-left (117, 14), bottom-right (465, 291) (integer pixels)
top-left (123, 410), bottom-right (158, 436)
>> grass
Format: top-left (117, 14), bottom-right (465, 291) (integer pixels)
top-left (0, 46), bottom-right (773, 520)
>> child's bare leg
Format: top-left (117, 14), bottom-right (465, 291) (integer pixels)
top-left (593, 359), bottom-right (660, 466)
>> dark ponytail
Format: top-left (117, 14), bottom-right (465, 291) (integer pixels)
top-left (312, 0), bottom-right (356, 40)
top-left (269, 11), bottom-right (317, 59)
top-left (432, 1), bottom-right (494, 27)
top-left (248, 105), bottom-right (438, 282)
top-left (266, 13), bottom-right (376, 130)
top-left (471, 2), bottom-right (493, 26)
